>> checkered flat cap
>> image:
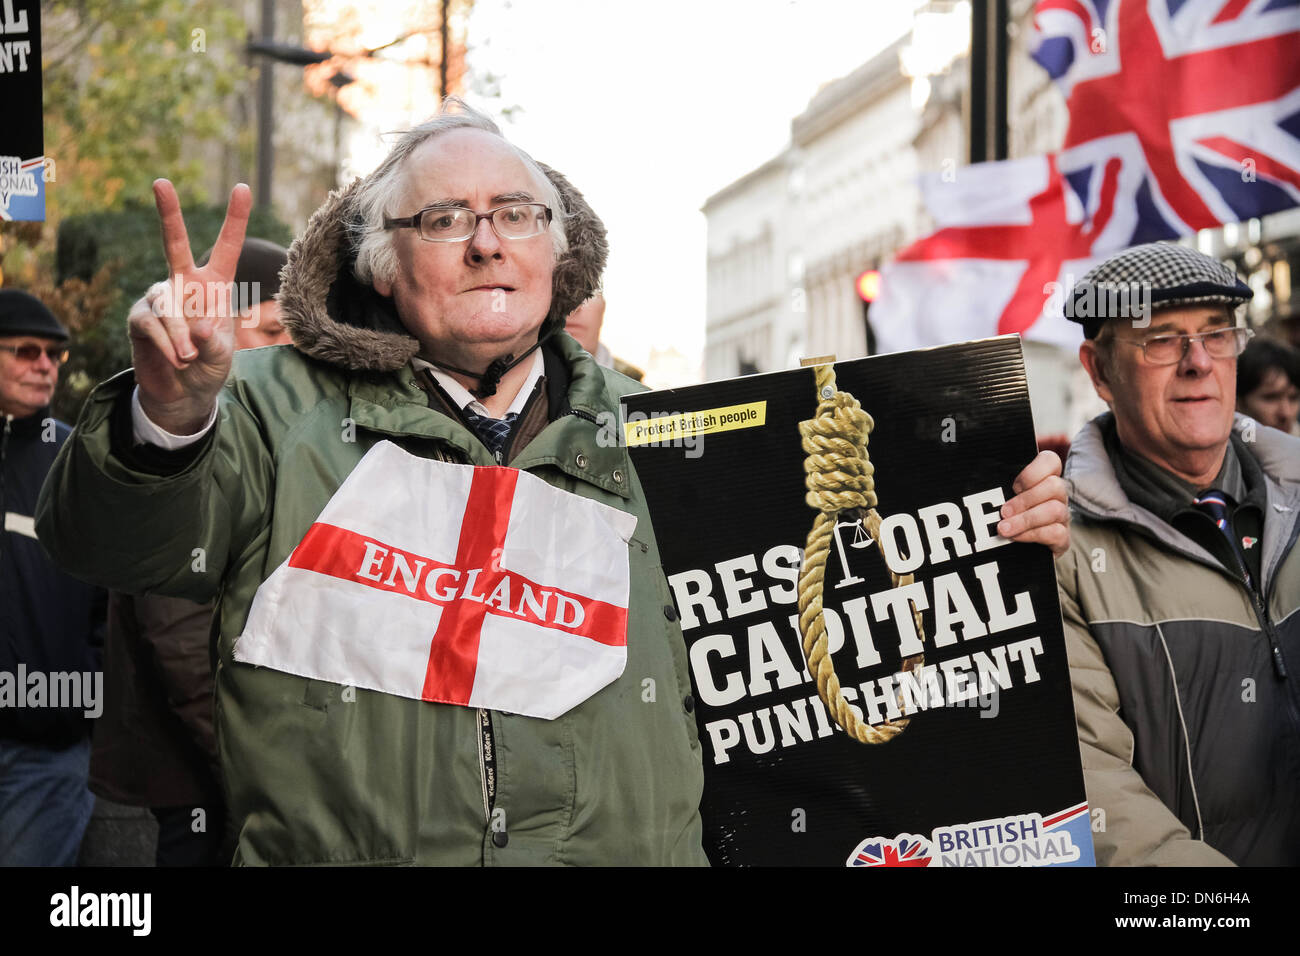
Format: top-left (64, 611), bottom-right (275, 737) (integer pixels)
top-left (1067, 242), bottom-right (1252, 337)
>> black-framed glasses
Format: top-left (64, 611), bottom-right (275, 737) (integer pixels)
top-left (383, 202), bottom-right (553, 243)
top-left (1123, 327), bottom-right (1254, 366)
top-left (0, 343), bottom-right (70, 365)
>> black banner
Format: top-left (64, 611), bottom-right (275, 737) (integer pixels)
top-left (624, 336), bottom-right (1095, 867)
top-left (0, 0), bottom-right (44, 221)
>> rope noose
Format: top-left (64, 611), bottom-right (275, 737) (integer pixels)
top-left (796, 363), bottom-right (925, 744)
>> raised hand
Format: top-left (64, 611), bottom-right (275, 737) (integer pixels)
top-left (127, 179), bottom-right (251, 435)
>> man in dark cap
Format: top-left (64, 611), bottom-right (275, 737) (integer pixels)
top-left (0, 290), bottom-right (104, 865)
top-left (202, 236), bottom-right (292, 352)
top-left (1055, 242), bottom-right (1300, 866)
top-left (0, 290), bottom-right (68, 422)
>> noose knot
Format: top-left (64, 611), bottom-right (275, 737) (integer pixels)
top-left (794, 363), bottom-right (922, 746)
top-left (797, 367), bottom-right (877, 514)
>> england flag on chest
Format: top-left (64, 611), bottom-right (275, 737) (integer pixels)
top-left (235, 441), bottom-right (638, 720)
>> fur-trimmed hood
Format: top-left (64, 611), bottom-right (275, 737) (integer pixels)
top-left (278, 163), bottom-right (608, 373)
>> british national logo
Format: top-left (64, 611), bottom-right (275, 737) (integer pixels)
top-left (846, 805), bottom-right (1093, 868)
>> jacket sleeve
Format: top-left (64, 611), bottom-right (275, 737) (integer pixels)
top-left (1056, 547), bottom-right (1234, 867)
top-left (35, 369), bottom-right (275, 604)
top-left (133, 593), bottom-right (220, 779)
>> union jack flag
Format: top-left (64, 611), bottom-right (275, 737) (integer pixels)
top-left (848, 834), bottom-right (933, 867)
top-left (871, 0), bottom-right (1300, 353)
top-left (1032, 0), bottom-right (1300, 241)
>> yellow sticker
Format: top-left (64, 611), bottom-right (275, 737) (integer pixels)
top-left (624, 401), bottom-right (767, 445)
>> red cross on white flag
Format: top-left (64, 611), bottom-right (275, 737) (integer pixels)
top-left (872, 154), bottom-right (1113, 353)
top-left (235, 441), bottom-right (637, 719)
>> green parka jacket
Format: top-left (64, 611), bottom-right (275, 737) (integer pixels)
top-left (36, 170), bottom-right (707, 866)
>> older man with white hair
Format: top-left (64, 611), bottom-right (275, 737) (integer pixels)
top-left (38, 100), bottom-right (1070, 865)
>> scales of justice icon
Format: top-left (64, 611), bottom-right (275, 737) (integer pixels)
top-left (832, 515), bottom-right (876, 588)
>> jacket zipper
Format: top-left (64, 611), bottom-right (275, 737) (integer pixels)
top-left (1224, 511), bottom-right (1288, 679)
top-left (1248, 583), bottom-right (1287, 680)
top-left (1218, 515), bottom-right (1300, 794)
top-left (412, 370), bottom-right (503, 824)
top-left (476, 707), bottom-right (496, 824)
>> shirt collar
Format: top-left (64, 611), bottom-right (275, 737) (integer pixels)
top-left (412, 350), bottom-right (544, 420)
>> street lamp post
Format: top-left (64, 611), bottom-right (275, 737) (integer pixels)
top-left (257, 0), bottom-right (274, 210)
top-left (969, 0), bottom-right (1009, 163)
top-left (247, 19), bottom-right (334, 211)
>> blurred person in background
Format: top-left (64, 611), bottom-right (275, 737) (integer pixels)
top-left (564, 293), bottom-right (644, 381)
top-left (1235, 336), bottom-right (1300, 436)
top-left (222, 237), bottom-right (293, 352)
top-left (0, 290), bottom-right (105, 866)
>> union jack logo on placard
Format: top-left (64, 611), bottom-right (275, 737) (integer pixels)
top-left (1032, 0), bottom-right (1300, 241)
top-left (847, 833), bottom-right (934, 867)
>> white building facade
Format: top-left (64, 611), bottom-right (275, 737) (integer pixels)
top-left (700, 154), bottom-right (794, 381)
top-left (794, 38), bottom-right (921, 363)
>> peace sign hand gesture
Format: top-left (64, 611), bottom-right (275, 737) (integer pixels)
top-left (127, 179), bottom-right (251, 435)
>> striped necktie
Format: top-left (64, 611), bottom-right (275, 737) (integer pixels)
top-left (1192, 488), bottom-right (1252, 587)
top-left (463, 410), bottom-right (518, 463)
top-left (1192, 490), bottom-right (1230, 532)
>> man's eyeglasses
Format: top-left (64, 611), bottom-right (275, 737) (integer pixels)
top-left (1123, 327), bottom-right (1254, 366)
top-left (383, 202), bottom-right (553, 243)
top-left (0, 343), bottom-right (70, 365)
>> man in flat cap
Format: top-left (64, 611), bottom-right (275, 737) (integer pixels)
top-left (0, 290), bottom-right (104, 865)
top-left (1057, 242), bottom-right (1300, 865)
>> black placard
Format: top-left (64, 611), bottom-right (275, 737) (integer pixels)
top-left (624, 336), bottom-right (1095, 867)
top-left (0, 0), bottom-right (44, 221)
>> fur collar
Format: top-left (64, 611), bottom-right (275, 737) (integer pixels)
top-left (278, 163), bottom-right (608, 373)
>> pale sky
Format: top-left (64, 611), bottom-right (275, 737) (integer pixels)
top-left (350, 0), bottom-right (927, 382)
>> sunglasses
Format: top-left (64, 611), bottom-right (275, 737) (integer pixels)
top-left (0, 343), bottom-right (71, 364)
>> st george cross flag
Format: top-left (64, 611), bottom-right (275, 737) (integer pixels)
top-left (1032, 0), bottom-right (1300, 238)
top-left (235, 441), bottom-right (638, 720)
top-left (871, 153), bottom-right (1121, 353)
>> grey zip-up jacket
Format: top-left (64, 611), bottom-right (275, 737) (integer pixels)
top-left (1057, 413), bottom-right (1300, 866)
